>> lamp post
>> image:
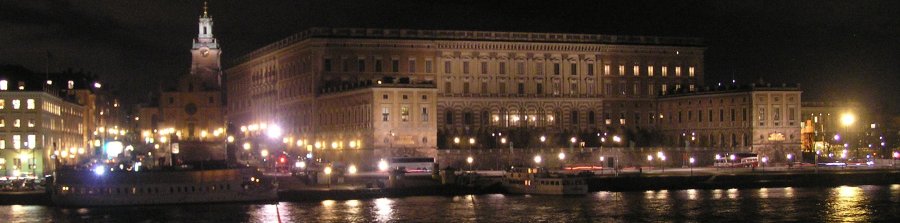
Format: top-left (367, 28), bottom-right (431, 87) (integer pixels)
top-left (466, 156), bottom-right (474, 171)
top-left (761, 156), bottom-right (768, 172)
top-left (689, 157), bottom-right (695, 176)
top-left (646, 155), bottom-right (654, 173)
top-left (786, 153), bottom-right (793, 170)
top-left (840, 112), bottom-right (855, 159)
top-left (892, 151), bottom-right (899, 169)
top-left (558, 151), bottom-right (566, 170)
top-left (533, 155), bottom-right (542, 169)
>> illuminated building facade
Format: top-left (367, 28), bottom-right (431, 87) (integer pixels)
top-left (137, 5), bottom-right (226, 162)
top-left (656, 83), bottom-right (802, 161)
top-left (0, 73), bottom-right (87, 178)
top-left (226, 27), bottom-right (704, 164)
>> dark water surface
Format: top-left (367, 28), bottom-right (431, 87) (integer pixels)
top-left (2, 184), bottom-right (899, 222)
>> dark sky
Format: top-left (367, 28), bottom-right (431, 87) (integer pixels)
top-left (2, 0), bottom-right (899, 113)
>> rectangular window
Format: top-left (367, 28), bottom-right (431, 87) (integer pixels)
top-left (720, 109), bottom-right (724, 122)
top-left (743, 108), bottom-right (748, 121)
top-left (14, 119), bottom-right (20, 128)
top-left (618, 65), bottom-right (625, 76)
top-left (391, 59), bottom-right (399, 72)
top-left (323, 59), bottom-right (332, 72)
top-left (499, 62), bottom-right (507, 74)
top-left (12, 99), bottom-right (20, 109)
top-left (408, 60), bottom-right (416, 73)
top-left (445, 111), bottom-right (454, 124)
top-left (499, 82), bottom-right (507, 94)
top-left (0, 99), bottom-right (4, 109)
top-left (481, 82), bottom-right (488, 94)
top-left (570, 63), bottom-right (577, 75)
top-left (0, 119), bottom-right (4, 128)
top-left (774, 107), bottom-right (781, 121)
top-left (401, 106), bottom-right (410, 122)
top-left (536, 83), bottom-right (543, 94)
top-left (358, 59), bottom-right (366, 72)
top-left (444, 82), bottom-right (451, 94)
top-left (709, 110), bottom-right (713, 122)
top-left (27, 99), bottom-right (35, 109)
top-left (648, 84), bottom-right (655, 96)
top-left (571, 111), bottom-right (579, 124)
top-left (463, 82), bottom-right (470, 94)
top-left (463, 61), bottom-right (470, 74)
top-left (27, 135), bottom-right (35, 149)
top-left (699, 110), bottom-right (704, 123)
top-left (553, 63), bottom-right (561, 75)
top-left (516, 62), bottom-right (525, 75)
top-left (27, 119), bottom-right (34, 128)
top-left (382, 107), bottom-right (390, 122)
top-left (632, 83), bottom-right (639, 96)
top-left (675, 66), bottom-right (682, 77)
top-left (689, 84), bottom-right (695, 92)
top-left (518, 83), bottom-right (525, 94)
top-left (0, 80), bottom-right (6, 90)
top-left (481, 62), bottom-right (488, 74)
top-left (376, 59), bottom-right (383, 72)
top-left (661, 84), bottom-right (668, 95)
top-left (425, 60), bottom-right (433, 73)
top-left (587, 64), bottom-right (594, 75)
top-left (421, 107), bottom-right (429, 122)
top-left (689, 66), bottom-right (695, 77)
top-left (662, 66), bottom-right (668, 77)
top-left (647, 65), bottom-right (654, 76)
top-left (342, 58), bottom-right (349, 72)
top-left (648, 113), bottom-right (655, 124)
top-left (789, 107), bottom-right (796, 120)
top-left (604, 82), bottom-right (613, 96)
top-left (570, 83), bottom-right (578, 95)
top-left (604, 64), bottom-right (611, 75)
top-left (0, 140), bottom-right (4, 149)
top-left (443, 61), bottom-right (451, 73)
top-left (13, 135), bottom-right (21, 149)
top-left (535, 62), bottom-right (544, 75)
top-left (633, 65), bottom-right (640, 76)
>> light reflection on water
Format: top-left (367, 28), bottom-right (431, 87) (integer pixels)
top-left (1, 185), bottom-right (899, 222)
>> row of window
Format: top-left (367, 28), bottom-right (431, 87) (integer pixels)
top-left (59, 184), bottom-right (234, 195)
top-left (323, 58), bottom-right (696, 77)
top-left (667, 107), bottom-right (797, 127)
top-left (443, 110), bottom-right (657, 127)
top-left (0, 99), bottom-right (36, 110)
top-left (382, 106), bottom-right (429, 122)
top-left (0, 118), bottom-right (35, 129)
top-left (442, 81), bottom-right (694, 96)
top-left (0, 80), bottom-right (78, 91)
top-left (0, 134), bottom-right (37, 149)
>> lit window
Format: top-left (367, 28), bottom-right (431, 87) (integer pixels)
top-left (12, 99), bottom-right (20, 109)
top-left (0, 119), bottom-right (4, 127)
top-left (633, 65), bottom-right (640, 76)
top-left (675, 66), bottom-right (682, 77)
top-left (0, 140), bottom-right (5, 149)
top-left (647, 66), bottom-right (654, 76)
top-left (0, 80), bottom-right (6, 90)
top-left (401, 106), bottom-right (410, 122)
top-left (27, 135), bottom-right (35, 149)
top-left (662, 66), bottom-right (668, 77)
top-left (26, 99), bottom-right (35, 109)
top-left (67, 80), bottom-right (74, 89)
top-left (27, 119), bottom-right (34, 128)
top-left (382, 107), bottom-right (390, 122)
top-left (13, 135), bottom-right (21, 149)
top-left (689, 66), bottom-right (695, 77)
top-left (0, 99), bottom-right (4, 109)
top-left (14, 119), bottom-right (20, 128)
top-left (618, 65), bottom-right (625, 76)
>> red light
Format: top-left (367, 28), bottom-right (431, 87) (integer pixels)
top-left (279, 157), bottom-right (286, 163)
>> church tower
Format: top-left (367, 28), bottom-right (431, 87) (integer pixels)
top-left (189, 1), bottom-right (222, 89)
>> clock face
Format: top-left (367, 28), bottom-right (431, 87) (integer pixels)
top-left (200, 48), bottom-right (210, 57)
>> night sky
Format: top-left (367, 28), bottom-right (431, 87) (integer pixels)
top-left (2, 0), bottom-right (898, 113)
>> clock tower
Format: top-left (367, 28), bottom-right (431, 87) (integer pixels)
top-left (189, 1), bottom-right (222, 88)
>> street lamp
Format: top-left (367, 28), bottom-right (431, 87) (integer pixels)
top-left (786, 153), bottom-right (793, 169)
top-left (761, 157), bottom-right (768, 172)
top-left (647, 155), bottom-right (653, 172)
top-left (558, 152), bottom-right (566, 170)
top-left (466, 156), bottom-right (474, 171)
top-left (533, 155), bottom-right (542, 168)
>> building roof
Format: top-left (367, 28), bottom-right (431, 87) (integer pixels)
top-left (234, 27), bottom-right (705, 65)
top-left (0, 65), bottom-right (99, 104)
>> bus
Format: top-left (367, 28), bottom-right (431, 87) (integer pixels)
top-left (385, 157), bottom-right (435, 173)
top-left (714, 153), bottom-right (759, 167)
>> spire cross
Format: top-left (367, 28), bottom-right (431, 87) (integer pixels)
top-left (202, 1), bottom-right (209, 18)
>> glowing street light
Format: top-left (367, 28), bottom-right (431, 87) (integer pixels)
top-left (227, 135), bottom-right (235, 143)
top-left (534, 155), bottom-right (542, 165)
top-left (468, 138), bottom-right (476, 145)
top-left (266, 125), bottom-right (282, 139)
top-left (612, 135), bottom-right (622, 143)
top-left (539, 135), bottom-right (546, 142)
top-left (453, 137), bottom-right (461, 144)
top-left (260, 149), bottom-right (269, 158)
top-left (243, 142), bottom-right (251, 150)
top-left (378, 159), bottom-right (389, 172)
top-left (558, 152), bottom-right (566, 160)
top-left (840, 113), bottom-right (856, 127)
top-left (689, 157), bottom-right (696, 176)
top-left (348, 164), bottom-right (358, 175)
top-left (466, 156), bottom-right (474, 171)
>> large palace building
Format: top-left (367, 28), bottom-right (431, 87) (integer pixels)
top-left (226, 28), bottom-right (705, 163)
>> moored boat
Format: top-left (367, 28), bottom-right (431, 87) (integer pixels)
top-left (503, 168), bottom-right (588, 195)
top-left (50, 167), bottom-right (277, 207)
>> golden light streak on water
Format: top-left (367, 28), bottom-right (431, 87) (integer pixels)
top-left (374, 198), bottom-right (393, 222)
top-left (727, 188), bottom-right (738, 199)
top-left (759, 188), bottom-right (769, 199)
top-left (827, 186), bottom-right (868, 222)
top-left (687, 189), bottom-right (698, 200)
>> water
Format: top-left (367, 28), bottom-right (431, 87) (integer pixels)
top-left (3, 185), bottom-right (900, 222)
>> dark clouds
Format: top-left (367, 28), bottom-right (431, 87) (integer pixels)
top-left (1, 0), bottom-right (899, 112)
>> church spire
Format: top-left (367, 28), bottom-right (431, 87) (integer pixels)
top-left (202, 1), bottom-right (209, 18)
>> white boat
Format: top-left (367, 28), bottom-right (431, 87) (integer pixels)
top-left (503, 168), bottom-right (589, 195)
top-left (50, 167), bottom-right (277, 207)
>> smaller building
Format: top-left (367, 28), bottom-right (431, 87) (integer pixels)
top-left (656, 83), bottom-right (801, 161)
top-left (0, 70), bottom-right (88, 179)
